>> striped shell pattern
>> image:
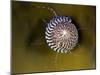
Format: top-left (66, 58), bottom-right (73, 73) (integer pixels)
top-left (45, 16), bottom-right (78, 53)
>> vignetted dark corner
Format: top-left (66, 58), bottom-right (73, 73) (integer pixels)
top-left (11, 1), bottom-right (96, 74)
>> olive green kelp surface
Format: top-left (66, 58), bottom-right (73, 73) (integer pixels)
top-left (12, 1), bottom-right (96, 74)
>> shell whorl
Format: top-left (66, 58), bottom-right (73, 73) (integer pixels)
top-left (45, 16), bottom-right (78, 53)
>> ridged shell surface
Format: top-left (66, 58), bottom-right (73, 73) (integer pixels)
top-left (45, 16), bottom-right (78, 53)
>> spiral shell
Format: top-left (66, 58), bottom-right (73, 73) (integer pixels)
top-left (45, 16), bottom-right (78, 53)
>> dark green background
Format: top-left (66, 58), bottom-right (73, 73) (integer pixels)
top-left (12, 1), bottom-right (96, 74)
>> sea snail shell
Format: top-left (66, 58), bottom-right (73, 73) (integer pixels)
top-left (45, 16), bottom-right (78, 53)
